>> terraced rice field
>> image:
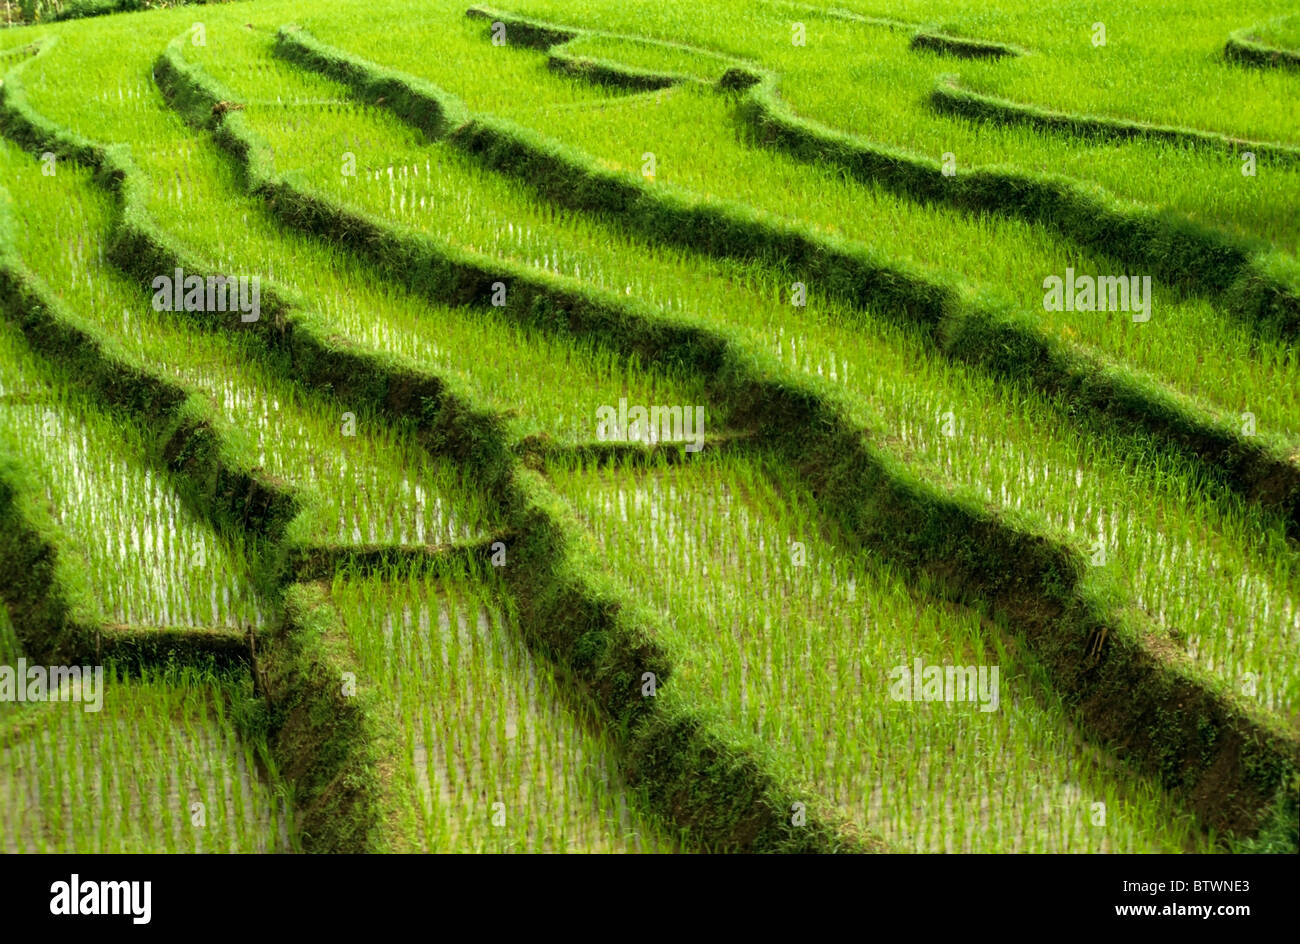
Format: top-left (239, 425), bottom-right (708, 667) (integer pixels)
top-left (0, 0), bottom-right (1295, 856)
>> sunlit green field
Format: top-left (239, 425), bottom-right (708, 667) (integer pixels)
top-left (0, 0), bottom-right (1295, 854)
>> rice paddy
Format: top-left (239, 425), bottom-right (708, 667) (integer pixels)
top-left (0, 666), bottom-right (294, 853)
top-left (21, 34), bottom-right (713, 450)
top-left (303, 8), bottom-right (1300, 436)
top-left (0, 319), bottom-right (263, 629)
top-left (176, 31), bottom-right (1299, 721)
top-left (550, 450), bottom-right (1214, 852)
top-left (330, 567), bottom-right (679, 852)
top-left (0, 0), bottom-right (1295, 856)
top-left (0, 138), bottom-right (495, 551)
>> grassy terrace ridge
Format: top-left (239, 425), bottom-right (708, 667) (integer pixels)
top-left (908, 31), bottom-right (1026, 59)
top-left (152, 25), bottom-right (1300, 841)
top-left (0, 0), bottom-right (1296, 855)
top-left (926, 76), bottom-right (1300, 166)
top-left (1226, 17), bottom-right (1300, 70)
top-left (0, 26), bottom-right (870, 853)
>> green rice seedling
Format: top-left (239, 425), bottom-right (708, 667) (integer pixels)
top-left (0, 316), bottom-right (262, 628)
top-left (549, 449), bottom-right (1218, 852)
top-left (329, 567), bottom-right (680, 852)
top-left (0, 664), bottom-right (293, 853)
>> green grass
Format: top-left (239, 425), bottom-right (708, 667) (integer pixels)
top-left (0, 0), bottom-right (1294, 853)
top-left (549, 449), bottom-right (1214, 851)
top-left (1248, 13), bottom-right (1300, 49)
top-left (484, 0), bottom-right (1300, 251)
top-left (178, 31), bottom-right (1299, 722)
